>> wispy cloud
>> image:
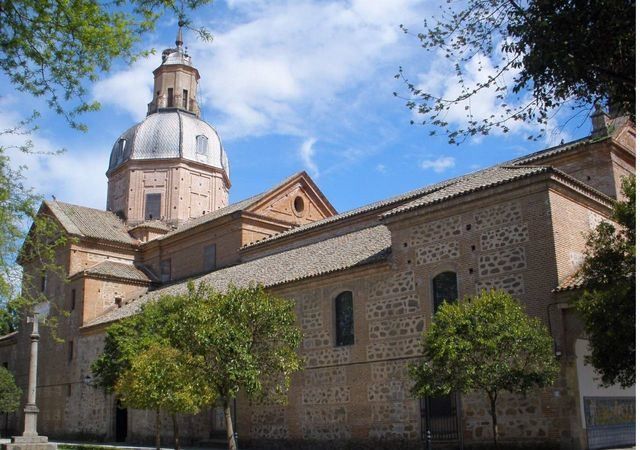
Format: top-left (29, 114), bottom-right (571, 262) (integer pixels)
top-left (420, 156), bottom-right (455, 173)
top-left (94, 0), bottom-right (428, 141)
top-left (0, 106), bottom-right (108, 208)
top-left (299, 137), bottom-right (319, 178)
top-left (375, 163), bottom-right (387, 173)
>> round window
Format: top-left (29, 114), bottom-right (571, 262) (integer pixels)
top-left (293, 196), bottom-right (305, 214)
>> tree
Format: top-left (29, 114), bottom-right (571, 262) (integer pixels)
top-left (1, 123), bottom-right (70, 335)
top-left (93, 283), bottom-right (302, 450)
top-left (115, 344), bottom-right (215, 450)
top-left (576, 176), bottom-right (635, 387)
top-left (0, 366), bottom-right (21, 417)
top-left (92, 293), bottom-right (202, 449)
top-left (410, 290), bottom-right (558, 448)
top-left (396, 0), bottom-right (635, 144)
top-left (1, 0), bottom-right (213, 130)
top-left (173, 283), bottom-right (303, 450)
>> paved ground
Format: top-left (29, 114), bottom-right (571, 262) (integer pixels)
top-left (0, 438), bottom-right (635, 449)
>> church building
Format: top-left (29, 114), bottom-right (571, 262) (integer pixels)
top-left (0, 32), bottom-right (635, 450)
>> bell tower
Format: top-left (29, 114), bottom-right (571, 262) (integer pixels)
top-left (147, 26), bottom-right (201, 117)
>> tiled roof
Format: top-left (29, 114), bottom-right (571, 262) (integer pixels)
top-left (242, 177), bottom-right (462, 249)
top-left (383, 166), bottom-right (551, 218)
top-left (508, 133), bottom-right (614, 166)
top-left (45, 201), bottom-right (136, 245)
top-left (157, 172), bottom-right (307, 240)
top-left (553, 272), bottom-right (585, 292)
top-left (129, 220), bottom-right (172, 232)
top-left (80, 260), bottom-right (153, 283)
top-left (85, 225), bottom-right (391, 328)
top-left (158, 194), bottom-right (264, 240)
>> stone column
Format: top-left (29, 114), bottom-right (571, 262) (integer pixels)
top-left (2, 316), bottom-right (57, 450)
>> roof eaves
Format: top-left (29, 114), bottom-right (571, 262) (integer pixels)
top-left (382, 166), bottom-right (550, 219)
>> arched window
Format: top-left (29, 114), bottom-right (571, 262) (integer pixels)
top-left (335, 291), bottom-right (354, 346)
top-left (196, 135), bottom-right (208, 155)
top-left (116, 138), bottom-right (126, 163)
top-left (432, 271), bottom-right (458, 313)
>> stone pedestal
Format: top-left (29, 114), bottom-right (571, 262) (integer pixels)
top-left (2, 435), bottom-right (57, 450)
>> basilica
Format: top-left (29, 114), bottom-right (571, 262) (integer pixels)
top-left (0, 32), bottom-right (635, 450)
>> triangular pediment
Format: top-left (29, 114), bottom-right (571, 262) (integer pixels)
top-left (248, 172), bottom-right (337, 225)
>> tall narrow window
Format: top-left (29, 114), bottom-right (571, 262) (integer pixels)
top-left (182, 89), bottom-right (188, 108)
top-left (432, 271), bottom-right (458, 313)
top-left (160, 259), bottom-right (171, 283)
top-left (203, 244), bottom-right (216, 272)
top-left (145, 193), bottom-right (161, 220)
top-left (335, 291), bottom-right (354, 346)
top-left (196, 135), bottom-right (208, 156)
top-left (167, 88), bottom-right (174, 107)
top-left (70, 289), bottom-right (76, 311)
top-left (68, 340), bottom-right (74, 362)
top-left (116, 138), bottom-right (126, 164)
top-left (40, 272), bottom-right (47, 293)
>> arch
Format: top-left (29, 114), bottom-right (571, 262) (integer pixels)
top-left (335, 291), bottom-right (354, 346)
top-left (432, 271), bottom-right (458, 313)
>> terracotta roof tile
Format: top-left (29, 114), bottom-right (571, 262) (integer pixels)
top-left (80, 260), bottom-right (153, 283)
top-left (45, 201), bottom-right (136, 245)
top-left (84, 225), bottom-right (391, 328)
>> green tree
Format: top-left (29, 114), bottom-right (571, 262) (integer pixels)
top-left (410, 290), bottom-right (558, 448)
top-left (116, 344), bottom-right (215, 450)
top-left (174, 283), bottom-right (303, 450)
top-left (1, 123), bottom-right (70, 334)
top-left (1, 0), bottom-right (213, 130)
top-left (396, 0), bottom-right (635, 143)
top-left (0, 366), bottom-right (21, 417)
top-left (93, 293), bottom-right (195, 448)
top-left (576, 176), bottom-right (635, 387)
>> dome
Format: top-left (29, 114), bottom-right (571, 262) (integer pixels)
top-left (107, 109), bottom-right (229, 176)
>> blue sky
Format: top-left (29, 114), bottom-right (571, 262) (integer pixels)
top-left (0, 0), bottom-right (592, 213)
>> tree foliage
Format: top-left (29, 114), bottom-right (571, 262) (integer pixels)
top-left (0, 365), bottom-right (21, 414)
top-left (576, 176), bottom-right (635, 387)
top-left (396, 0), bottom-right (635, 144)
top-left (410, 290), bottom-right (558, 447)
top-left (0, 0), bottom-right (213, 130)
top-left (93, 282), bottom-right (303, 450)
top-left (0, 120), bottom-right (70, 335)
top-left (93, 292), bottom-right (212, 450)
top-left (116, 344), bottom-right (214, 450)
top-left (171, 283), bottom-right (303, 450)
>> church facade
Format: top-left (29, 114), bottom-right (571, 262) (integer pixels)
top-left (0, 35), bottom-right (635, 449)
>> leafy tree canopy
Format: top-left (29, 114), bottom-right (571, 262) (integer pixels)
top-left (410, 289), bottom-right (558, 446)
top-left (0, 365), bottom-right (21, 413)
top-left (396, 0), bottom-right (635, 144)
top-left (576, 176), bottom-right (635, 387)
top-left (172, 283), bottom-right (303, 450)
top-left (93, 282), bottom-right (303, 450)
top-left (1, 0), bottom-right (213, 130)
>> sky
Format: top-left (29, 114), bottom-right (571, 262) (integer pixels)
top-left (0, 0), bottom-right (593, 214)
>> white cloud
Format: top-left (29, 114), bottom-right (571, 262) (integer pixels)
top-left (298, 137), bottom-right (319, 178)
top-left (94, 0), bottom-right (429, 140)
top-left (420, 156), bottom-right (455, 173)
top-left (375, 163), bottom-right (387, 173)
top-left (92, 55), bottom-right (157, 121)
top-left (0, 106), bottom-right (108, 209)
top-left (413, 46), bottom-right (568, 146)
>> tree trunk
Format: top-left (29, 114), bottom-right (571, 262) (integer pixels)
top-left (487, 391), bottom-right (498, 450)
top-left (171, 413), bottom-right (180, 450)
top-left (155, 407), bottom-right (161, 450)
top-left (224, 398), bottom-right (237, 450)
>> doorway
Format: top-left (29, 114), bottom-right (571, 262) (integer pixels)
top-left (115, 401), bottom-right (127, 442)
